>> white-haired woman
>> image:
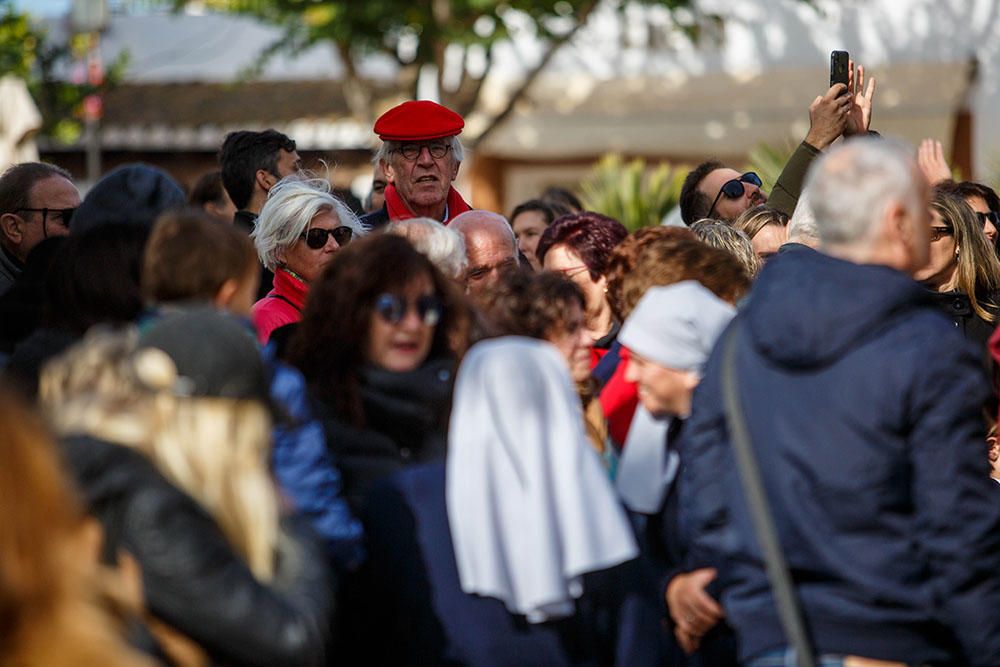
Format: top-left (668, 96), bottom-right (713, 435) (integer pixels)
top-left (385, 216), bottom-right (468, 279)
top-left (251, 176), bottom-right (364, 343)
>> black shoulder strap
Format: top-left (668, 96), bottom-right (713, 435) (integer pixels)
top-left (720, 323), bottom-right (816, 667)
top-left (268, 293), bottom-right (302, 312)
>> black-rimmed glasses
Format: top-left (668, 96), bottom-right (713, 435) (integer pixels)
top-left (393, 143), bottom-right (452, 161)
top-left (300, 226), bottom-right (353, 249)
top-left (706, 172), bottom-right (762, 218)
top-left (15, 207), bottom-right (76, 234)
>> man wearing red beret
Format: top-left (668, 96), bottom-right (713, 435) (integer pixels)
top-left (360, 100), bottom-right (473, 230)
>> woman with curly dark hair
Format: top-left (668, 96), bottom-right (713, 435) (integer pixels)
top-left (290, 233), bottom-right (468, 511)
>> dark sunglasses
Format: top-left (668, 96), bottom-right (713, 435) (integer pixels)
top-left (300, 226), bottom-right (353, 249)
top-left (375, 293), bottom-right (443, 326)
top-left (977, 211), bottom-right (1000, 227)
top-left (706, 172), bottom-right (763, 218)
top-left (929, 226), bottom-right (954, 242)
top-left (16, 206), bottom-right (76, 231)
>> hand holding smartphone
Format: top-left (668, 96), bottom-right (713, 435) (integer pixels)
top-left (830, 50), bottom-right (850, 90)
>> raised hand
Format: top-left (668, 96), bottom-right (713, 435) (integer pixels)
top-left (917, 138), bottom-right (952, 185)
top-left (805, 84), bottom-right (851, 150)
top-left (844, 61), bottom-right (877, 136)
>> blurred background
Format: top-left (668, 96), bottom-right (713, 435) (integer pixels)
top-left (6, 0), bottom-right (1000, 225)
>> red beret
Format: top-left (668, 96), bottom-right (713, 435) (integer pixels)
top-left (374, 100), bottom-right (464, 142)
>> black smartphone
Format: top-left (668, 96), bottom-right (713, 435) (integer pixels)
top-left (830, 50), bottom-right (850, 89)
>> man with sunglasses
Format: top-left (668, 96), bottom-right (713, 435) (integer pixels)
top-left (0, 161), bottom-right (79, 296)
top-left (361, 100), bottom-right (473, 230)
top-left (680, 64), bottom-right (877, 225)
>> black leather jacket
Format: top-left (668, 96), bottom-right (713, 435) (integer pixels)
top-left (59, 435), bottom-right (333, 666)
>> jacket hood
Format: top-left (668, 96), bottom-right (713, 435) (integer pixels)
top-left (745, 246), bottom-right (931, 369)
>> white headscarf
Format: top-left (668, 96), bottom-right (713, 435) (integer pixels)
top-left (446, 337), bottom-right (638, 624)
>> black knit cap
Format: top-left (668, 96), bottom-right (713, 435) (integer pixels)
top-left (72, 163), bottom-right (186, 234)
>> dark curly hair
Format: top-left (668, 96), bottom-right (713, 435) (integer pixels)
top-left (481, 269), bottom-right (585, 340)
top-left (604, 226), bottom-right (697, 322)
top-left (289, 233), bottom-right (466, 425)
top-left (535, 212), bottom-right (628, 280)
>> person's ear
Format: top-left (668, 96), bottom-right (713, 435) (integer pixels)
top-left (682, 370), bottom-right (701, 392)
top-left (0, 212), bottom-right (23, 245)
top-left (449, 158), bottom-right (460, 183)
top-left (382, 159), bottom-right (397, 185)
top-left (255, 168), bottom-right (277, 193)
top-left (213, 278), bottom-right (239, 309)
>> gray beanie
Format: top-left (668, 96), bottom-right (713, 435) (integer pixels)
top-left (139, 307), bottom-right (268, 402)
top-left (618, 280), bottom-right (735, 373)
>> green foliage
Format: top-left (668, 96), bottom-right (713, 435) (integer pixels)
top-left (579, 154), bottom-right (686, 231)
top-left (0, 0), bottom-right (39, 77)
top-left (0, 0), bottom-right (129, 144)
top-left (743, 141), bottom-right (796, 194)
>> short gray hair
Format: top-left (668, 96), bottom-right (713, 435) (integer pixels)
top-left (787, 190), bottom-right (820, 246)
top-left (385, 217), bottom-right (468, 279)
top-left (251, 176), bottom-right (364, 271)
top-left (805, 138), bottom-right (921, 247)
top-left (373, 135), bottom-right (465, 168)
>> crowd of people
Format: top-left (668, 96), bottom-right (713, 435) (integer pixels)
top-left (3, 58), bottom-right (1000, 667)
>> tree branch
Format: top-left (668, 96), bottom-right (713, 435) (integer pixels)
top-left (470, 0), bottom-right (599, 149)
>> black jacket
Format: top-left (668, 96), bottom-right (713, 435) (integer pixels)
top-left (358, 206), bottom-right (390, 231)
top-left (59, 435), bottom-right (333, 667)
top-left (348, 463), bottom-right (664, 666)
top-left (313, 358), bottom-right (454, 513)
top-left (927, 289), bottom-right (999, 354)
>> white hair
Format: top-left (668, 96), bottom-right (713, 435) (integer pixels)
top-left (385, 217), bottom-right (468, 279)
top-left (251, 176), bottom-right (365, 271)
top-left (787, 190), bottom-right (820, 246)
top-left (804, 138), bottom-right (921, 247)
top-left (373, 135), bottom-right (465, 168)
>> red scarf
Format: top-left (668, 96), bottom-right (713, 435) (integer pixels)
top-left (384, 183), bottom-right (472, 224)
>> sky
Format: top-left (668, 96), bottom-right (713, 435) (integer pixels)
top-left (15, 0), bottom-right (74, 17)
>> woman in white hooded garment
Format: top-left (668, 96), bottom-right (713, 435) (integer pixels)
top-left (346, 337), bottom-right (663, 665)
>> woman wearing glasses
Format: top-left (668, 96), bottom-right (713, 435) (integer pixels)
top-left (251, 177), bottom-right (363, 343)
top-left (289, 233), bottom-right (467, 512)
top-left (915, 190), bottom-right (1000, 353)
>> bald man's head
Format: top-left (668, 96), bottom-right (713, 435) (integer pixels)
top-left (450, 211), bottom-right (518, 297)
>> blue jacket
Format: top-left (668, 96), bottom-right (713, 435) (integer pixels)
top-left (679, 247), bottom-right (1000, 664)
top-left (267, 346), bottom-right (365, 569)
top-left (343, 463), bottom-right (664, 666)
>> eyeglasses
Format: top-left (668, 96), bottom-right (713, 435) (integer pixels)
top-left (706, 172), bottom-right (763, 218)
top-left (929, 226), bottom-right (954, 242)
top-left (300, 226), bottom-right (353, 249)
top-left (552, 264), bottom-right (590, 279)
top-left (375, 293), bottom-right (443, 327)
top-left (393, 142), bottom-right (452, 161)
top-left (15, 207), bottom-right (76, 232)
top-left (977, 211), bottom-right (1000, 227)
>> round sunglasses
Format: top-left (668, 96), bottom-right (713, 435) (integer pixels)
top-left (300, 226), bottom-right (353, 249)
top-left (375, 293), bottom-right (443, 327)
top-left (707, 172), bottom-right (763, 218)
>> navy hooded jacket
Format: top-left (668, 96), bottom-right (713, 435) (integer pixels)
top-left (679, 247), bottom-right (1000, 664)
